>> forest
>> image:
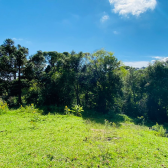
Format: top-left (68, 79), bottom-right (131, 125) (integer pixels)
top-left (0, 38), bottom-right (168, 123)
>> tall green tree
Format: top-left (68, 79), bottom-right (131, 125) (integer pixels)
top-left (15, 45), bottom-right (28, 104)
top-left (123, 68), bottom-right (147, 117)
top-left (85, 49), bottom-right (123, 113)
top-left (0, 39), bottom-right (29, 104)
top-left (145, 61), bottom-right (168, 122)
top-left (0, 39), bottom-right (16, 81)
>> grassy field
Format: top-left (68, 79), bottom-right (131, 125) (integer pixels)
top-left (0, 108), bottom-right (168, 168)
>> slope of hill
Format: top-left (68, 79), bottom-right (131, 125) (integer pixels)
top-left (0, 110), bottom-right (168, 168)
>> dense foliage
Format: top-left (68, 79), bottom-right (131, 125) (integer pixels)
top-left (0, 39), bottom-right (168, 123)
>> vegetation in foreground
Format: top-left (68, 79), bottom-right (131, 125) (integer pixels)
top-left (0, 106), bottom-right (168, 168)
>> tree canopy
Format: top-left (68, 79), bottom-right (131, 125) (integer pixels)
top-left (0, 39), bottom-right (168, 123)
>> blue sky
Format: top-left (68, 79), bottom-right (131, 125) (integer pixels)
top-left (0, 0), bottom-right (168, 67)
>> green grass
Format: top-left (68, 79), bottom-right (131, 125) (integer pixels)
top-left (0, 110), bottom-right (168, 168)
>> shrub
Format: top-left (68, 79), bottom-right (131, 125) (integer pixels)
top-left (64, 106), bottom-right (71, 115)
top-left (120, 114), bottom-right (132, 123)
top-left (70, 105), bottom-right (84, 116)
top-left (0, 99), bottom-right (8, 115)
top-left (7, 96), bottom-right (18, 107)
top-left (65, 105), bottom-right (84, 116)
top-left (17, 104), bottom-right (35, 113)
top-left (17, 104), bottom-right (43, 114)
top-left (104, 119), bottom-right (116, 128)
top-left (152, 123), bottom-right (167, 137)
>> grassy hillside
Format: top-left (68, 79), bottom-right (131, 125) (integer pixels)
top-left (0, 109), bottom-right (168, 168)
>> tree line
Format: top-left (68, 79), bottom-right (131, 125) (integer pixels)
top-left (0, 39), bottom-right (168, 123)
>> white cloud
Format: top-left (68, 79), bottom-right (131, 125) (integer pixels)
top-left (12, 38), bottom-right (23, 41)
top-left (152, 56), bottom-right (168, 62)
top-left (124, 61), bottom-right (150, 68)
top-left (152, 56), bottom-right (162, 59)
top-left (124, 56), bottom-right (168, 68)
top-left (109, 0), bottom-right (157, 16)
top-left (101, 14), bottom-right (109, 22)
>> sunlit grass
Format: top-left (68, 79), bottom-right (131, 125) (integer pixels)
top-left (0, 110), bottom-right (168, 167)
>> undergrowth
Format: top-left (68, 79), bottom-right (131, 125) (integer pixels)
top-left (0, 99), bottom-right (8, 115)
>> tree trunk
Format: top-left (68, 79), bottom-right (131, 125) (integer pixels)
top-left (18, 66), bottom-right (21, 104)
top-left (74, 83), bottom-right (80, 105)
top-left (76, 83), bottom-right (80, 105)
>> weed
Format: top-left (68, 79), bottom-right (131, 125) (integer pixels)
top-left (0, 99), bottom-right (8, 115)
top-left (65, 105), bottom-right (84, 116)
top-left (152, 123), bottom-right (167, 137)
top-left (17, 103), bottom-right (37, 114)
top-left (104, 119), bottom-right (111, 129)
top-left (70, 105), bottom-right (84, 116)
top-left (64, 106), bottom-right (71, 115)
top-left (104, 119), bottom-right (116, 129)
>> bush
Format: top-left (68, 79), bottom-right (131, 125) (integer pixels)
top-left (70, 105), bottom-right (84, 116)
top-left (64, 106), bottom-right (71, 115)
top-left (64, 105), bottom-right (84, 116)
top-left (0, 99), bottom-right (8, 115)
top-left (7, 96), bottom-right (18, 107)
top-left (152, 123), bottom-right (167, 137)
top-left (16, 104), bottom-right (43, 114)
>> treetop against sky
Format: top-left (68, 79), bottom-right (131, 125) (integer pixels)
top-left (0, 0), bottom-right (168, 68)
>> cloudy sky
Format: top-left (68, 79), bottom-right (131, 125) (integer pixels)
top-left (0, 0), bottom-right (168, 67)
